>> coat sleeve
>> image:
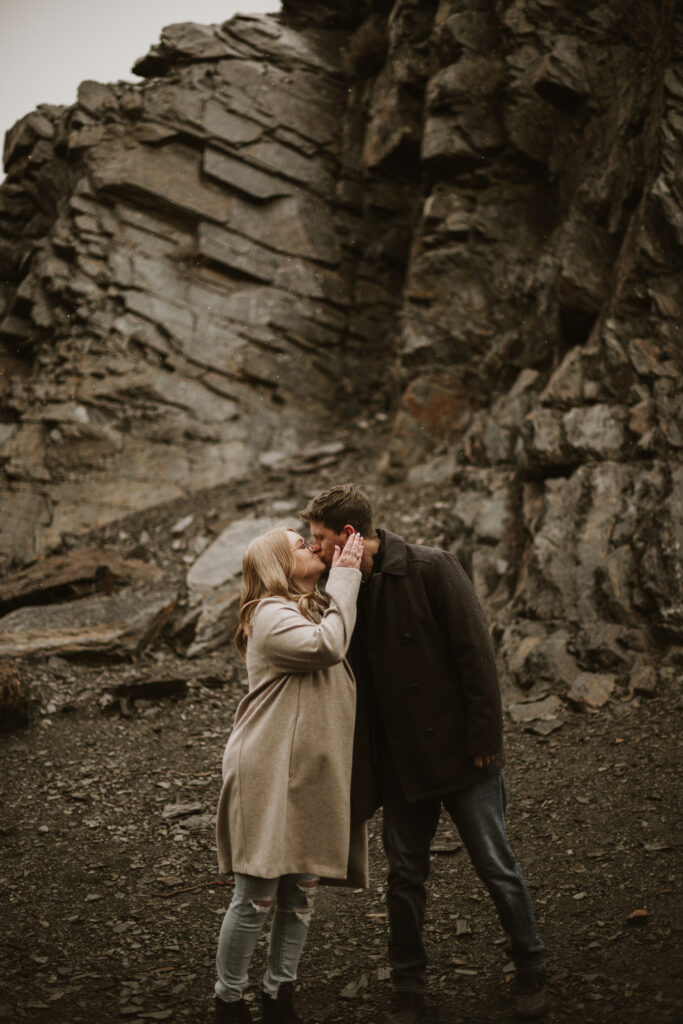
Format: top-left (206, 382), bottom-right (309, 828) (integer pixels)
top-left (251, 567), bottom-right (361, 672)
top-left (424, 551), bottom-right (503, 756)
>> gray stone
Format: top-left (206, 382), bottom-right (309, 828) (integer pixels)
top-left (500, 624), bottom-right (579, 693)
top-left (187, 516), bottom-right (282, 591)
top-left (133, 22), bottom-right (240, 76)
top-left (427, 56), bottom-right (505, 110)
top-left (184, 513), bottom-right (300, 655)
top-left (90, 142), bottom-right (235, 223)
top-left (238, 138), bottom-right (334, 193)
top-left (540, 347), bottom-right (585, 407)
top-left (0, 547), bottom-right (164, 609)
top-left (222, 15), bottom-right (344, 74)
top-left (563, 405), bottom-right (626, 460)
top-left (203, 147), bottom-right (291, 199)
top-left (533, 36), bottom-right (590, 107)
top-left (629, 660), bottom-right (659, 698)
top-left (259, 451), bottom-right (288, 468)
top-left (556, 215), bottom-right (612, 314)
top-left (566, 672), bottom-right (615, 710)
top-left (406, 449), bottom-right (457, 487)
top-left (574, 623), bottom-right (633, 672)
top-left (0, 488), bottom-right (51, 571)
top-left (0, 586), bottom-right (177, 659)
top-left (0, 0), bottom-right (680, 705)
top-left (162, 802), bottom-right (203, 820)
top-left (508, 694), bottom-right (563, 724)
top-left (3, 109), bottom-right (55, 168)
top-left (77, 81), bottom-right (119, 117)
top-left (521, 408), bottom-right (567, 466)
top-left (184, 582), bottom-right (242, 658)
top-left (171, 515), bottom-right (195, 535)
top-left (202, 100), bottom-right (264, 144)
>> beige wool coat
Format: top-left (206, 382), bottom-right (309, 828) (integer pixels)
top-left (216, 566), bottom-right (368, 887)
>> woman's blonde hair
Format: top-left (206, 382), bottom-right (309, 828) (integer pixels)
top-left (234, 528), bottom-right (327, 656)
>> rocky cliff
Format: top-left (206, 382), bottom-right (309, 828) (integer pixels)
top-left (1, 0), bottom-right (681, 696)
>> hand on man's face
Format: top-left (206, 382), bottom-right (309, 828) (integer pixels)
top-left (308, 519), bottom-right (350, 570)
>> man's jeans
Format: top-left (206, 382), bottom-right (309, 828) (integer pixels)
top-left (215, 873), bottom-right (318, 1003)
top-left (382, 756), bottom-right (545, 994)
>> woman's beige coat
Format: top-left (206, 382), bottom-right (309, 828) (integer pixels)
top-left (216, 566), bottom-right (368, 887)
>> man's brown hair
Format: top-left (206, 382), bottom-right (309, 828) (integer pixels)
top-left (300, 483), bottom-right (375, 537)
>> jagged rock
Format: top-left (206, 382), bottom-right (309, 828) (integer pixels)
top-left (183, 584), bottom-right (242, 659)
top-left (288, 441), bottom-right (347, 473)
top-left (406, 449), bottom-right (457, 488)
top-left (499, 624), bottom-right (579, 696)
top-left (562, 405), bottom-right (627, 460)
top-left (540, 347), bottom-right (585, 407)
top-left (520, 408), bottom-right (568, 468)
top-left (161, 801), bottom-right (203, 820)
top-left (0, 13), bottom-right (361, 569)
top-left (171, 515), bottom-right (195, 536)
top-left (508, 694), bottom-right (563, 724)
top-left (187, 516), bottom-right (282, 592)
top-left (0, 547), bottom-right (164, 614)
top-left (389, 372), bottom-right (475, 466)
top-left (566, 672), bottom-right (615, 710)
top-left (133, 22), bottom-right (241, 77)
top-left (0, 586), bottom-right (177, 660)
top-left (512, 462), bottom-right (653, 626)
top-left (181, 515), bottom-right (293, 656)
top-left (628, 660), bottom-right (659, 698)
top-left (0, 0), bottom-right (680, 696)
top-left (2, 109), bottom-right (55, 167)
top-left (77, 81), bottom-right (119, 118)
top-left (532, 36), bottom-right (590, 108)
top-left (573, 623), bottom-right (635, 672)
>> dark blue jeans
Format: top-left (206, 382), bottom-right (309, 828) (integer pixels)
top-left (382, 756), bottom-right (545, 994)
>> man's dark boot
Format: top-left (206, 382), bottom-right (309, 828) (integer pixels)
top-left (514, 968), bottom-right (550, 1019)
top-left (383, 990), bottom-right (425, 1023)
top-left (261, 982), bottom-right (304, 1023)
top-left (214, 996), bottom-right (253, 1022)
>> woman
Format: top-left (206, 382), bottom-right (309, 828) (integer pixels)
top-left (213, 527), bottom-right (366, 1023)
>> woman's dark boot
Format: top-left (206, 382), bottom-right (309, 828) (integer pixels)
top-left (261, 982), bottom-right (304, 1022)
top-left (214, 996), bottom-right (253, 1022)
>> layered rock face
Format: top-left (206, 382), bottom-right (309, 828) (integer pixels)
top-left (0, 13), bottom-right (407, 566)
top-left (382, 0), bottom-right (683, 694)
top-left (1, 0), bottom-right (681, 692)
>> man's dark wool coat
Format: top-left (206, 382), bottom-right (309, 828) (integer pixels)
top-left (349, 529), bottom-right (504, 821)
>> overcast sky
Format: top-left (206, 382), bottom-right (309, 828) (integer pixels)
top-left (1, 1), bottom-right (277, 145)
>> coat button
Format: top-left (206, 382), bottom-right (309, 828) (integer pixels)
top-left (409, 684), bottom-right (420, 694)
top-left (401, 633), bottom-right (412, 642)
top-left (424, 727), bottom-right (435, 738)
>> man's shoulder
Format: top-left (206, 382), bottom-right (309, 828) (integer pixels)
top-left (382, 529), bottom-right (457, 569)
top-left (404, 540), bottom-right (455, 568)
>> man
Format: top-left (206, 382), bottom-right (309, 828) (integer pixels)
top-left (300, 484), bottom-right (548, 1024)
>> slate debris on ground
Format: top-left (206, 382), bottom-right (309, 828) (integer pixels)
top-left (0, 452), bottom-right (681, 1023)
top-left (1, 667), bottom-right (680, 1023)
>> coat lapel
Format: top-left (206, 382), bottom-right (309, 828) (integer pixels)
top-left (365, 529), bottom-right (406, 632)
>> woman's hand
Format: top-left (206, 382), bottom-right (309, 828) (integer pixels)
top-left (332, 531), bottom-right (363, 570)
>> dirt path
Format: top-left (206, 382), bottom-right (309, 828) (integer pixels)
top-left (1, 651), bottom-right (680, 1024)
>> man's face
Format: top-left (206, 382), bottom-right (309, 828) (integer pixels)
top-left (308, 519), bottom-right (350, 570)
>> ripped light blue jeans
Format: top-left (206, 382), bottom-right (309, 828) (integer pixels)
top-left (215, 873), bottom-right (319, 1004)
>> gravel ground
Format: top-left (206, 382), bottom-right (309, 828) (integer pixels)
top-left (1, 461), bottom-right (681, 1023)
top-left (1, 649), bottom-right (680, 1024)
